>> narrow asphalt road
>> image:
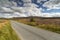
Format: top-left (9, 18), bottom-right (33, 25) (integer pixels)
top-left (10, 20), bottom-right (60, 40)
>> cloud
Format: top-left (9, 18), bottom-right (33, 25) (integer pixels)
top-left (43, 0), bottom-right (60, 10)
top-left (0, 0), bottom-right (60, 18)
top-left (0, 3), bottom-right (42, 18)
top-left (1, 6), bottom-right (60, 18)
top-left (37, 0), bottom-right (47, 3)
top-left (1, 7), bottom-right (14, 12)
top-left (41, 12), bottom-right (60, 17)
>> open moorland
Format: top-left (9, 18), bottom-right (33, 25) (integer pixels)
top-left (15, 17), bottom-right (60, 34)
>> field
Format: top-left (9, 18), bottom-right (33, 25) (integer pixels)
top-left (0, 19), bottom-right (20, 40)
top-left (15, 17), bottom-right (60, 34)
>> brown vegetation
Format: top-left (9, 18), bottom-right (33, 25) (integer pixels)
top-left (15, 17), bottom-right (60, 34)
top-left (0, 20), bottom-right (9, 28)
top-left (0, 19), bottom-right (20, 40)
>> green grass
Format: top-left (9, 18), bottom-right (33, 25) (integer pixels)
top-left (0, 22), bottom-right (20, 40)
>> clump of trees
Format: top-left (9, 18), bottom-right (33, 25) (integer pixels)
top-left (30, 18), bottom-right (35, 22)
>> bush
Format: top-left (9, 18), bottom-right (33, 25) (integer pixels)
top-left (30, 18), bottom-right (35, 22)
top-left (27, 22), bottom-right (37, 26)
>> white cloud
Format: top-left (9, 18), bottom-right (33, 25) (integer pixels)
top-left (41, 12), bottom-right (60, 17)
top-left (2, 7), bottom-right (14, 12)
top-left (37, 0), bottom-right (47, 3)
top-left (0, 3), bottom-right (42, 18)
top-left (0, 0), bottom-right (60, 18)
top-left (1, 6), bottom-right (60, 18)
top-left (43, 0), bottom-right (60, 10)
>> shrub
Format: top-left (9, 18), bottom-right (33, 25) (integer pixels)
top-left (27, 22), bottom-right (37, 26)
top-left (30, 18), bottom-right (35, 22)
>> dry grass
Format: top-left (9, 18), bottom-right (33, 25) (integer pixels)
top-left (0, 20), bottom-right (9, 28)
top-left (15, 18), bottom-right (60, 34)
top-left (0, 19), bottom-right (20, 40)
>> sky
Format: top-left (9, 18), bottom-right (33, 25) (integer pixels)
top-left (34, 0), bottom-right (60, 13)
top-left (44, 0), bottom-right (60, 13)
top-left (9, 0), bottom-right (60, 13)
top-left (10, 0), bottom-right (60, 14)
top-left (0, 0), bottom-right (60, 18)
top-left (35, 0), bottom-right (60, 17)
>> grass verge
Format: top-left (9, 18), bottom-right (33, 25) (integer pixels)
top-left (0, 20), bottom-right (20, 40)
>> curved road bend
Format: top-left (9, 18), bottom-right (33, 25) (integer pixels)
top-left (10, 21), bottom-right (60, 40)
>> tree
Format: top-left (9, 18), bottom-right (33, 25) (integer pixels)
top-left (30, 18), bottom-right (35, 22)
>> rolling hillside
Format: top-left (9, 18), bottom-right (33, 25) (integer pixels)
top-left (15, 17), bottom-right (60, 34)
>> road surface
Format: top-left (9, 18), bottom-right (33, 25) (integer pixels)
top-left (10, 21), bottom-right (60, 40)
